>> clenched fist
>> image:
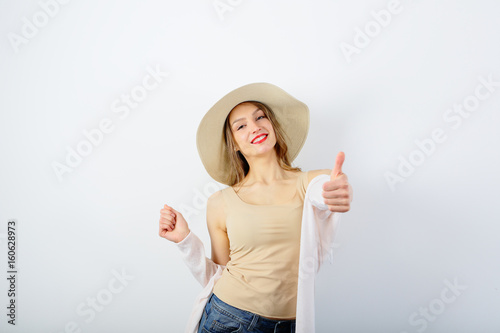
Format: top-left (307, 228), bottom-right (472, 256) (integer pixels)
top-left (159, 204), bottom-right (190, 243)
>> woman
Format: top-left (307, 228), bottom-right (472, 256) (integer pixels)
top-left (159, 83), bottom-right (352, 333)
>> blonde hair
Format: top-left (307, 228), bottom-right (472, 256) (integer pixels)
top-left (223, 101), bottom-right (301, 187)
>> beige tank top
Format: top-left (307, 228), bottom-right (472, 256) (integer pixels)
top-left (212, 170), bottom-right (309, 319)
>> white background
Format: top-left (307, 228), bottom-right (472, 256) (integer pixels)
top-left (1, 0), bottom-right (499, 332)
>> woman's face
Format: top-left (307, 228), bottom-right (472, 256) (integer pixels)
top-left (228, 102), bottom-right (277, 158)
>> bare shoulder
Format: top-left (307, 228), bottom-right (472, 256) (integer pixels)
top-left (306, 169), bottom-right (331, 187)
top-left (207, 189), bottom-right (226, 231)
top-left (208, 189), bottom-right (224, 204)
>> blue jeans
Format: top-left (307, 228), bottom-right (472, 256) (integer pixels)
top-left (198, 292), bottom-right (296, 333)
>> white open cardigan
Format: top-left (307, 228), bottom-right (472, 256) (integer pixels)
top-left (175, 174), bottom-right (343, 333)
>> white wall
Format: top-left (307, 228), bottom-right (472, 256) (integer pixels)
top-left (1, 0), bottom-right (499, 332)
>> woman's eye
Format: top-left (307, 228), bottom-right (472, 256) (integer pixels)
top-left (236, 116), bottom-right (264, 130)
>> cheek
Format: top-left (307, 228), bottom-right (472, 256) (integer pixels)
top-left (265, 127), bottom-right (276, 138)
top-left (264, 121), bottom-right (275, 133)
top-left (234, 133), bottom-right (246, 144)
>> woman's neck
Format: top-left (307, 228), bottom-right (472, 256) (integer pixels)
top-left (241, 150), bottom-right (283, 184)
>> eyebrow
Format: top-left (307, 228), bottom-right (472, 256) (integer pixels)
top-left (231, 108), bottom-right (261, 127)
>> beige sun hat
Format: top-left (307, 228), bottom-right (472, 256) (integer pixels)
top-left (196, 82), bottom-right (310, 186)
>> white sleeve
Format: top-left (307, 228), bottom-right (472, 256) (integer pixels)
top-left (296, 174), bottom-right (342, 333)
top-left (175, 230), bottom-right (224, 287)
top-left (306, 174), bottom-right (342, 272)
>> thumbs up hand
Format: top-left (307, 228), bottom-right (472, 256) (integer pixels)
top-left (322, 151), bottom-right (353, 213)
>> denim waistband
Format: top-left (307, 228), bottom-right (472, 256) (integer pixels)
top-left (209, 292), bottom-right (296, 329)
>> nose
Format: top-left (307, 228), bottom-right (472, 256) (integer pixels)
top-left (250, 120), bottom-right (262, 134)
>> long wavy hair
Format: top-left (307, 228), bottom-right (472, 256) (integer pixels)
top-left (223, 101), bottom-right (302, 187)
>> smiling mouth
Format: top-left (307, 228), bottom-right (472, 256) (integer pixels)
top-left (252, 134), bottom-right (268, 144)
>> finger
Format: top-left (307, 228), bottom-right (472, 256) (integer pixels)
top-left (327, 206), bottom-right (350, 213)
top-left (161, 206), bottom-right (174, 213)
top-left (163, 205), bottom-right (174, 214)
top-left (323, 197), bottom-right (351, 206)
top-left (322, 176), bottom-right (348, 191)
top-left (160, 226), bottom-right (174, 237)
top-left (163, 207), bottom-right (177, 217)
top-left (160, 212), bottom-right (175, 220)
top-left (161, 209), bottom-right (176, 217)
top-left (160, 220), bottom-right (174, 227)
top-left (161, 223), bottom-right (174, 231)
top-left (331, 151), bottom-right (345, 180)
top-left (159, 217), bottom-right (173, 226)
top-left (322, 189), bottom-right (349, 199)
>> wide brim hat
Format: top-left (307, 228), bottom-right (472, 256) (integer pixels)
top-left (196, 82), bottom-right (310, 186)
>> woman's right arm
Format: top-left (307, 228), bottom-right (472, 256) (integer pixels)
top-left (157, 192), bottom-right (229, 287)
top-left (206, 191), bottom-right (231, 266)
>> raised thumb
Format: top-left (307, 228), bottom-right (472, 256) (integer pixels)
top-left (331, 151), bottom-right (345, 180)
